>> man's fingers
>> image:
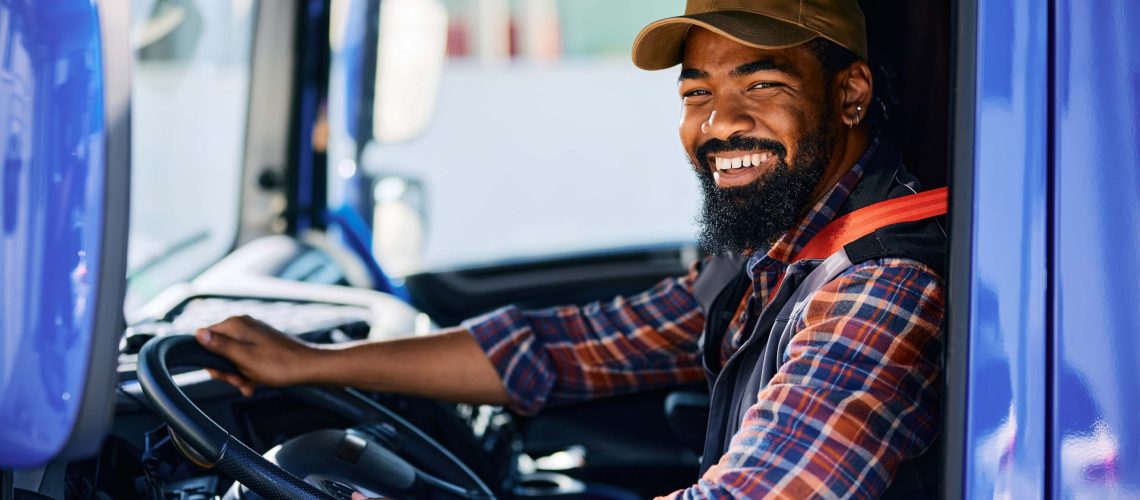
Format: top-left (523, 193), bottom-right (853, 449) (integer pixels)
top-left (206, 315), bottom-right (266, 343)
top-left (223, 373), bottom-right (256, 397)
top-left (196, 328), bottom-right (250, 359)
top-left (237, 382), bottom-right (255, 398)
top-left (204, 368), bottom-right (257, 397)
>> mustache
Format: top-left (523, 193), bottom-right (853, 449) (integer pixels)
top-left (694, 136), bottom-right (788, 170)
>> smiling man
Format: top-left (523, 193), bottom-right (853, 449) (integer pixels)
top-left (196, 1), bottom-right (947, 498)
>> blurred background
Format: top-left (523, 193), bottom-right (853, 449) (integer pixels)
top-left (128, 0), bottom-right (255, 311)
top-left (127, 0), bottom-right (702, 314)
top-left (330, 0), bottom-right (699, 275)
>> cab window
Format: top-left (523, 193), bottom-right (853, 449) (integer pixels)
top-left (126, 0), bottom-right (257, 315)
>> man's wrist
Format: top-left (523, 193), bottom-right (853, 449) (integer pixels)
top-left (294, 342), bottom-right (336, 385)
top-left (300, 341), bottom-right (363, 387)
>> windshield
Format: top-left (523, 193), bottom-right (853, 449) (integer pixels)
top-left (125, 0), bottom-right (257, 316)
top-left (347, 0), bottom-right (699, 275)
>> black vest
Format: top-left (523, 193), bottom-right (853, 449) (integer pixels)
top-left (693, 142), bottom-right (947, 498)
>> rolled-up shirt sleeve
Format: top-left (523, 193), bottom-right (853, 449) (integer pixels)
top-left (662, 259), bottom-right (945, 499)
top-left (462, 258), bottom-right (711, 415)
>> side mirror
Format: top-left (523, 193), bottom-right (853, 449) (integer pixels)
top-left (1, 0), bottom-right (131, 467)
top-left (371, 0), bottom-right (448, 145)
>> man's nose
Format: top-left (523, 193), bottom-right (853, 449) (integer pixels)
top-left (701, 97), bottom-right (756, 140)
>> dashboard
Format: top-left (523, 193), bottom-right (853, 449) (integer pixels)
top-left (55, 235), bottom-right (628, 499)
top-left (70, 236), bottom-right (493, 499)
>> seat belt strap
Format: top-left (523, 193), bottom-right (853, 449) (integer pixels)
top-left (765, 187), bottom-right (949, 302)
top-left (792, 186), bottom-right (949, 263)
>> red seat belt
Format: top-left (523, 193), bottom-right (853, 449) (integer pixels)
top-left (792, 186), bottom-right (949, 263)
top-left (764, 187), bottom-right (948, 304)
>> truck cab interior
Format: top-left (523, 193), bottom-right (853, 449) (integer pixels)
top-left (3, 0), bottom-right (1054, 498)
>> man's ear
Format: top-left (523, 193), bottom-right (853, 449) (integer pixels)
top-left (838, 61), bottom-right (873, 127)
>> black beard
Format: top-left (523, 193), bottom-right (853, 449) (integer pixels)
top-left (692, 125), bottom-right (832, 256)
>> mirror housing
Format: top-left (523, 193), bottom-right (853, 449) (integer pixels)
top-left (0, 0), bottom-right (131, 466)
top-left (371, 0), bottom-right (448, 145)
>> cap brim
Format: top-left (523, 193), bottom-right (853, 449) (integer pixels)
top-left (632, 11), bottom-right (819, 71)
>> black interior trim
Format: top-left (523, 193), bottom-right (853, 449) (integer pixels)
top-left (2, 469), bottom-right (12, 500)
top-left (427, 248), bottom-right (691, 296)
top-left (406, 245), bottom-right (695, 327)
top-left (860, 0), bottom-right (952, 190)
top-left (944, 0), bottom-right (977, 497)
top-left (1043, 0), bottom-right (1057, 496)
top-left (284, 0), bottom-right (331, 234)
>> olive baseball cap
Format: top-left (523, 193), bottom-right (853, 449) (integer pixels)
top-left (632, 0), bottom-right (867, 70)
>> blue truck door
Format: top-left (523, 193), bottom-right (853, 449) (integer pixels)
top-left (951, 0), bottom-right (1140, 497)
top-left (949, 0), bottom-right (1050, 496)
top-left (1052, 0), bottom-right (1140, 496)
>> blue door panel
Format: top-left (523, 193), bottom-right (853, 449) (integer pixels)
top-left (1053, 0), bottom-right (1140, 495)
top-left (963, 0), bottom-right (1050, 496)
top-left (0, 0), bottom-right (108, 466)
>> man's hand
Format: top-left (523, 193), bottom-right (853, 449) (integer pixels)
top-left (194, 315), bottom-right (320, 397)
top-left (195, 318), bottom-right (508, 405)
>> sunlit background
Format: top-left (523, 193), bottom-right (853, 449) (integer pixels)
top-left (336, 0), bottom-right (699, 276)
top-left (127, 0), bottom-right (699, 313)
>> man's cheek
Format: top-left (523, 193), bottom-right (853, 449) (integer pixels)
top-left (678, 116), bottom-right (703, 169)
top-left (678, 107), bottom-right (702, 141)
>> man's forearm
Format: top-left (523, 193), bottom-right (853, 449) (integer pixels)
top-left (306, 328), bottom-right (511, 406)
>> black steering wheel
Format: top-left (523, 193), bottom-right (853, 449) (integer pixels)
top-left (136, 334), bottom-right (495, 499)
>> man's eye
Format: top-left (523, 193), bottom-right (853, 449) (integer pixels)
top-left (683, 89), bottom-right (710, 98)
top-left (750, 82), bottom-right (780, 90)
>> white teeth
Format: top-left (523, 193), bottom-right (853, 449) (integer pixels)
top-left (714, 152), bottom-right (776, 171)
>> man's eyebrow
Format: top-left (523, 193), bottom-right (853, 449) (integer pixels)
top-left (679, 67), bottom-right (709, 82)
top-left (730, 59), bottom-right (797, 78)
top-left (678, 60), bottom-right (797, 83)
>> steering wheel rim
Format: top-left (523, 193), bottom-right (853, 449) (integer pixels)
top-left (137, 334), bottom-right (334, 499)
top-left (136, 334), bottom-right (493, 500)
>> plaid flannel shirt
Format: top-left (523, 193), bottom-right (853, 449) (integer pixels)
top-left (463, 140), bottom-right (946, 499)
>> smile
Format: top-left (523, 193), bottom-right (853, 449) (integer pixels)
top-left (706, 149), bottom-right (780, 188)
top-left (712, 151), bottom-right (776, 171)
top-left (711, 150), bottom-right (775, 171)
